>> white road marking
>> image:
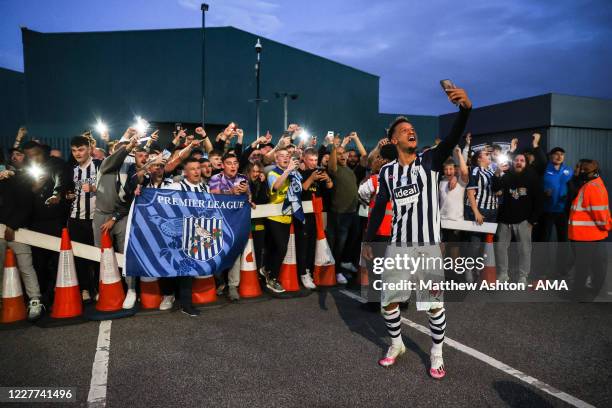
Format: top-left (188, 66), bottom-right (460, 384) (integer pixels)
top-left (87, 320), bottom-right (112, 407)
top-left (338, 289), bottom-right (596, 408)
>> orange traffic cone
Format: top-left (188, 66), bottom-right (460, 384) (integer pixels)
top-left (312, 196), bottom-right (336, 287)
top-left (96, 231), bottom-right (125, 312)
top-left (139, 277), bottom-right (162, 309)
top-left (481, 233), bottom-right (496, 284)
top-left (192, 276), bottom-right (218, 304)
top-left (358, 246), bottom-right (369, 287)
top-left (50, 228), bottom-right (83, 318)
top-left (238, 234), bottom-right (263, 298)
top-left (279, 224), bottom-right (300, 292)
top-left (1, 248), bottom-right (27, 324)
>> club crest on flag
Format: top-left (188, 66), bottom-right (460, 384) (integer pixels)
top-left (182, 216), bottom-right (223, 261)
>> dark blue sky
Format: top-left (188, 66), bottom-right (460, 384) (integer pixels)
top-left (1, 0), bottom-right (611, 115)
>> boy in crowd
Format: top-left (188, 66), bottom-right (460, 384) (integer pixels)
top-left (209, 153), bottom-right (251, 300)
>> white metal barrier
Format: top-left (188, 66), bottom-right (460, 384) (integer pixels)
top-left (0, 201), bottom-right (314, 265)
top-left (0, 199), bottom-right (495, 264)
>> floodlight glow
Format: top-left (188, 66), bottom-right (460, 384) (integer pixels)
top-left (497, 154), bottom-right (509, 165)
top-left (133, 116), bottom-right (149, 134)
top-left (300, 129), bottom-right (311, 141)
top-left (28, 164), bottom-right (44, 179)
top-left (94, 120), bottom-right (108, 134)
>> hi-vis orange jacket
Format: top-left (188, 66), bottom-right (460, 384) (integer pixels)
top-left (568, 176), bottom-right (612, 241)
top-left (368, 175), bottom-right (392, 237)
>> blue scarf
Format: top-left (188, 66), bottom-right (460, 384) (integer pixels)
top-left (275, 166), bottom-right (304, 223)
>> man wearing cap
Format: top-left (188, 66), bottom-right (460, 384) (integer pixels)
top-left (537, 147), bottom-right (573, 277)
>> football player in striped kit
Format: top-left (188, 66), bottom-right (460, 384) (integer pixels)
top-left (363, 86), bottom-right (472, 379)
top-left (67, 136), bottom-right (101, 301)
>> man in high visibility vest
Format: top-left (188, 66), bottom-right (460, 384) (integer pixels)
top-left (568, 160), bottom-right (611, 301)
top-left (358, 143), bottom-right (396, 311)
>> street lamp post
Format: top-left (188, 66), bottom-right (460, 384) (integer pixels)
top-left (255, 38), bottom-right (263, 138)
top-left (275, 92), bottom-right (299, 130)
top-left (200, 3), bottom-right (209, 126)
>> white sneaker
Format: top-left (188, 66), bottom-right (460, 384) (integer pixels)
top-left (585, 275), bottom-right (593, 289)
top-left (497, 275), bottom-right (509, 283)
top-left (518, 277), bottom-right (527, 285)
top-left (465, 269), bottom-right (474, 283)
top-left (28, 298), bottom-right (44, 321)
top-left (301, 272), bottom-right (316, 290)
top-left (336, 273), bottom-right (348, 284)
top-left (341, 262), bottom-right (358, 273)
top-left (122, 289), bottom-right (137, 309)
top-left (378, 343), bottom-right (406, 367)
top-left (82, 290), bottom-right (91, 302)
top-left (159, 295), bottom-right (175, 311)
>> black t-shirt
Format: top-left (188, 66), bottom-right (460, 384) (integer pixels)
top-left (299, 168), bottom-right (330, 201)
top-left (493, 168), bottom-right (543, 224)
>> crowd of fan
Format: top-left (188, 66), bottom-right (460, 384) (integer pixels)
top-left (0, 119), bottom-right (609, 319)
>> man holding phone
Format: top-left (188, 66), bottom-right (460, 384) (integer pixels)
top-left (297, 148), bottom-right (333, 289)
top-left (67, 135), bottom-right (101, 301)
top-left (209, 153), bottom-right (251, 301)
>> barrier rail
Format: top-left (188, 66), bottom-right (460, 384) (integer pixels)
top-left (0, 201), bottom-right (314, 264)
top-left (0, 200), bottom-right (495, 263)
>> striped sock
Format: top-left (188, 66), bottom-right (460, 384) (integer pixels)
top-left (382, 307), bottom-right (403, 346)
top-left (428, 308), bottom-right (446, 355)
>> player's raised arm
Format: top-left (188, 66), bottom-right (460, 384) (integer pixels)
top-left (432, 88), bottom-right (472, 168)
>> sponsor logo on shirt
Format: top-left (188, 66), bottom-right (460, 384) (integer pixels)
top-left (393, 183), bottom-right (420, 206)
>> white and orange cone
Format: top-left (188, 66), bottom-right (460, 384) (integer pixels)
top-left (481, 233), bottom-right (496, 284)
top-left (95, 231), bottom-right (126, 312)
top-left (50, 228), bottom-right (83, 318)
top-left (312, 196), bottom-right (336, 287)
top-left (358, 245), bottom-right (369, 287)
top-left (238, 234), bottom-right (263, 298)
top-left (279, 224), bottom-right (300, 292)
top-left (1, 248), bottom-right (27, 324)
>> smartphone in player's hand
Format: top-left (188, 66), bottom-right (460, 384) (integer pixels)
top-left (440, 79), bottom-right (458, 105)
top-left (440, 79), bottom-right (456, 91)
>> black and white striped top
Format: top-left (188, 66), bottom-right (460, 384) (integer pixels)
top-left (365, 106), bottom-right (471, 244)
top-left (70, 159), bottom-right (101, 220)
top-left (466, 166), bottom-right (497, 210)
top-left (371, 156), bottom-right (441, 243)
top-left (164, 179), bottom-right (210, 193)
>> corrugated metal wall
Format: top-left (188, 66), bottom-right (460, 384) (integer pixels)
top-left (0, 68), bottom-right (26, 150)
top-left (21, 27), bottom-right (383, 149)
top-left (548, 126), bottom-right (612, 184)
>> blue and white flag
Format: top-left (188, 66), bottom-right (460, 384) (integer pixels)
top-left (124, 188), bottom-right (250, 277)
top-left (284, 169), bottom-right (305, 223)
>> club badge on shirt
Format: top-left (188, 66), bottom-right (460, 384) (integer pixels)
top-left (393, 183), bottom-right (420, 206)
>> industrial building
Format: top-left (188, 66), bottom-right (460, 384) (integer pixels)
top-left (0, 26), bottom-right (437, 153)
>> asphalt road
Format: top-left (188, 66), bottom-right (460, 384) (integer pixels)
top-left (1, 289), bottom-right (610, 407)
